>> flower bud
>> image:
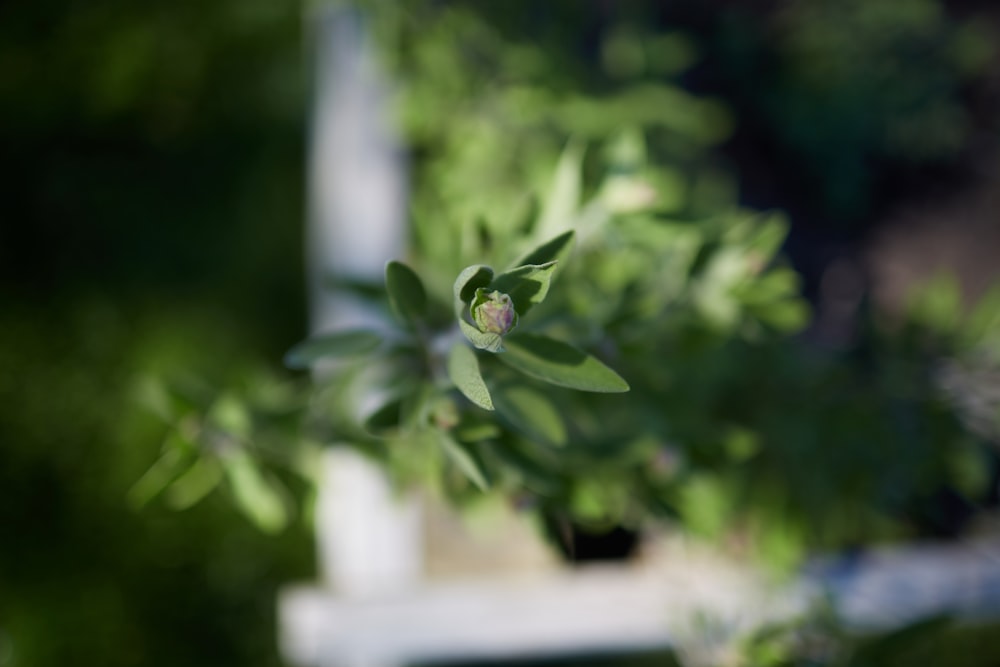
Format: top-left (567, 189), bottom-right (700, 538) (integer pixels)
top-left (472, 289), bottom-right (518, 335)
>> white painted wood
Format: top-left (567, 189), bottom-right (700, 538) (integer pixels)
top-left (306, 5), bottom-right (420, 600)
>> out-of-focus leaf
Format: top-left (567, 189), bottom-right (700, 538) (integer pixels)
top-left (536, 138), bottom-right (583, 239)
top-left (207, 394), bottom-right (251, 439)
top-left (964, 285), bottom-right (1000, 347)
top-left (908, 273), bottom-right (962, 335)
top-left (165, 457), bottom-right (223, 510)
top-left (385, 260), bottom-right (427, 327)
top-left (127, 435), bottom-right (195, 509)
top-left (223, 450), bottom-right (289, 534)
top-left (500, 334), bottom-right (629, 393)
top-left (490, 262), bottom-right (557, 316)
top-left (135, 376), bottom-right (173, 422)
top-left (363, 396), bottom-right (404, 433)
top-left (493, 383), bottom-right (567, 447)
top-left (447, 343), bottom-right (494, 411)
top-left (513, 230), bottom-right (575, 268)
top-left (436, 431), bottom-right (489, 491)
top-left (284, 329), bottom-right (382, 369)
top-left (756, 300), bottom-right (810, 333)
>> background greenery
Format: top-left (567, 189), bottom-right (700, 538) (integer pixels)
top-left (2, 0), bottom-right (999, 666)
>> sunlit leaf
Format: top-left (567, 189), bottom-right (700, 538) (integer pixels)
top-left (537, 138), bottom-right (583, 239)
top-left (385, 260), bottom-right (427, 327)
top-left (224, 450), bottom-right (289, 534)
top-left (447, 343), bottom-right (494, 410)
top-left (513, 230), bottom-right (575, 268)
top-left (492, 383), bottom-right (567, 446)
top-left (490, 261), bottom-right (558, 316)
top-left (284, 329), bottom-right (382, 369)
top-left (500, 334), bottom-right (629, 393)
top-left (207, 394), bottom-right (251, 439)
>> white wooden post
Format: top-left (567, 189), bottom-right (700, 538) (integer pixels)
top-left (305, 6), bottom-right (421, 603)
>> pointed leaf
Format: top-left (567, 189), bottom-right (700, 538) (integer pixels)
top-left (514, 230), bottom-right (575, 268)
top-left (385, 260), bottom-right (427, 327)
top-left (127, 441), bottom-right (194, 509)
top-left (500, 334), bottom-right (629, 393)
top-left (493, 384), bottom-right (566, 446)
top-left (224, 451), bottom-right (289, 534)
top-left (447, 343), bottom-right (494, 410)
top-left (453, 264), bottom-right (495, 306)
top-left (284, 329), bottom-right (381, 369)
top-left (436, 431), bottom-right (490, 491)
top-left (490, 262), bottom-right (558, 316)
top-left (537, 138), bottom-right (583, 239)
top-left (165, 457), bottom-right (223, 510)
top-left (458, 318), bottom-right (504, 353)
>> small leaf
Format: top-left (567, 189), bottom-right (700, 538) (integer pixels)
top-left (284, 329), bottom-right (382, 369)
top-left (490, 262), bottom-right (558, 316)
top-left (224, 450), bottom-right (289, 534)
top-left (453, 264), bottom-right (495, 306)
top-left (447, 343), bottom-right (494, 410)
top-left (127, 433), bottom-right (196, 509)
top-left (513, 230), bottom-right (575, 268)
top-left (493, 384), bottom-right (566, 446)
top-left (537, 138), bottom-right (583, 239)
top-left (500, 334), bottom-right (630, 393)
top-left (458, 318), bottom-right (504, 353)
top-left (165, 457), bottom-right (223, 510)
top-left (385, 260), bottom-right (427, 327)
top-left (436, 431), bottom-right (490, 491)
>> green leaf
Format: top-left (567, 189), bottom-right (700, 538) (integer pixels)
top-left (537, 138), bottom-right (583, 239)
top-left (492, 384), bottom-right (566, 447)
top-left (453, 264), bottom-right (495, 307)
top-left (284, 329), bottom-right (382, 369)
top-left (436, 431), bottom-right (490, 491)
top-left (127, 440), bottom-right (194, 509)
top-left (513, 230), bottom-right (575, 268)
top-left (458, 318), bottom-right (504, 353)
top-left (165, 457), bottom-right (223, 510)
top-left (447, 343), bottom-right (494, 410)
top-left (490, 262), bottom-right (558, 316)
top-left (224, 450), bottom-right (289, 534)
top-left (385, 260), bottom-right (427, 327)
top-left (500, 334), bottom-right (630, 393)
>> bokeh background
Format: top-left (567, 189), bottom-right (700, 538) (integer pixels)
top-left (3, 1), bottom-right (1000, 665)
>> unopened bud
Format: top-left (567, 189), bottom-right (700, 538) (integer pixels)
top-left (472, 289), bottom-right (518, 335)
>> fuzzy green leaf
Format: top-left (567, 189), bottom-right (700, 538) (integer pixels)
top-left (500, 334), bottom-right (630, 393)
top-left (453, 264), bottom-right (495, 307)
top-left (447, 344), bottom-right (494, 410)
top-left (493, 384), bottom-right (567, 447)
top-left (458, 318), bottom-right (504, 353)
top-left (385, 260), bottom-right (427, 327)
top-left (490, 262), bottom-right (558, 316)
top-left (284, 329), bottom-right (382, 369)
top-left (513, 230), bottom-right (575, 268)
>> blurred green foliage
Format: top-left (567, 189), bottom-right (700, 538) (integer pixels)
top-left (278, 0), bottom-right (999, 573)
top-left (0, 0), bottom-right (312, 665)
top-left (3, 0), bottom-right (998, 665)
